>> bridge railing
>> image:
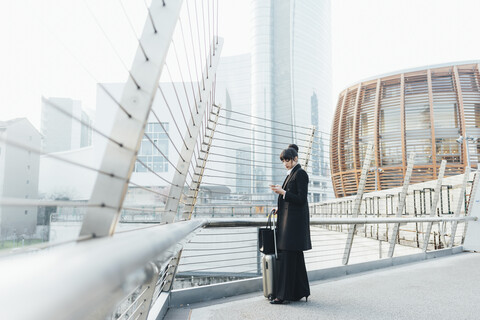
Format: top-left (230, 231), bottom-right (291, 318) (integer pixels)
top-left (175, 215), bottom-right (474, 284)
top-left (1, 215), bottom-right (476, 320)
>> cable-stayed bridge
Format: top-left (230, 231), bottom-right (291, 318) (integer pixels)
top-left (0, 1), bottom-right (479, 319)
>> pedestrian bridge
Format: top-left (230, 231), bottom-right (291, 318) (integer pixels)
top-left (1, 2), bottom-right (480, 320)
top-left (2, 147), bottom-right (480, 319)
top-left (167, 252), bottom-right (480, 320)
top-left (2, 192), bottom-right (480, 319)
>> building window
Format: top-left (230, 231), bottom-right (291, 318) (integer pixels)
top-left (435, 138), bottom-right (460, 163)
top-left (382, 83), bottom-right (400, 99)
top-left (360, 113), bottom-right (369, 136)
top-left (236, 148), bottom-right (251, 194)
top-left (475, 104), bottom-right (480, 128)
top-left (134, 122), bottom-right (169, 173)
top-left (434, 103), bottom-right (459, 129)
top-left (363, 87), bottom-right (375, 103)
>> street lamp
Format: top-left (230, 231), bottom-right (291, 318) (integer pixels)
top-left (456, 135), bottom-right (478, 168)
top-left (369, 167), bottom-right (383, 191)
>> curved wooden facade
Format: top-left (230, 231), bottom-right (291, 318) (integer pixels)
top-left (331, 62), bottom-right (480, 198)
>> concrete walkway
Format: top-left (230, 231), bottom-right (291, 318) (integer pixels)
top-left (165, 252), bottom-right (480, 319)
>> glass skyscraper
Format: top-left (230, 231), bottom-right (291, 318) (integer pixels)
top-left (251, 0), bottom-right (333, 201)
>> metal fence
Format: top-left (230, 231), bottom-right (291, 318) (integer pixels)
top-left (174, 215), bottom-right (473, 289)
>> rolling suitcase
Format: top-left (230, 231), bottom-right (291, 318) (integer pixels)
top-left (261, 210), bottom-right (278, 300)
top-left (262, 254), bottom-right (276, 300)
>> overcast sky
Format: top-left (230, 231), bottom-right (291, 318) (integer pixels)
top-left (0, 0), bottom-right (479, 130)
top-left (332, 0), bottom-right (480, 95)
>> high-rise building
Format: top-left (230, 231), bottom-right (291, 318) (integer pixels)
top-left (41, 97), bottom-right (93, 153)
top-left (214, 54), bottom-right (252, 195)
top-left (251, 0), bottom-right (333, 201)
top-left (0, 118), bottom-right (41, 237)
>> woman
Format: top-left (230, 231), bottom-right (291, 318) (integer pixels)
top-left (269, 147), bottom-right (312, 304)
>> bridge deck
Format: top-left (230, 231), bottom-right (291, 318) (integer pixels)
top-left (165, 252), bottom-right (480, 319)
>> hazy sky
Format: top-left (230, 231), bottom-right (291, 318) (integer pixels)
top-left (332, 0), bottom-right (480, 96)
top-left (0, 0), bottom-right (479, 130)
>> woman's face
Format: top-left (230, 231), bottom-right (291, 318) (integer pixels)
top-left (282, 157), bottom-right (298, 170)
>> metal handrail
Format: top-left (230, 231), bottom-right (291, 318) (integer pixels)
top-left (0, 219), bottom-right (206, 320)
top-left (203, 216), bottom-right (477, 227)
top-left (0, 215), bottom-right (476, 320)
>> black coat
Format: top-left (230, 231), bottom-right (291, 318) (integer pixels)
top-left (276, 164), bottom-right (312, 251)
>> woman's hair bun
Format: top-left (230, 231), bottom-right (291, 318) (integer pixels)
top-left (288, 144), bottom-right (299, 152)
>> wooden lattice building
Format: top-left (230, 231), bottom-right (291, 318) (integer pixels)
top-left (331, 61), bottom-right (480, 198)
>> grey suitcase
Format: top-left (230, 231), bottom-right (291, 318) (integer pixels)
top-left (262, 254), bottom-right (276, 300)
top-left (262, 210), bottom-right (278, 300)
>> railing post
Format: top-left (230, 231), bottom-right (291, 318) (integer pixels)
top-left (163, 39), bottom-right (223, 223)
top-left (413, 189), bottom-right (420, 247)
top-left (161, 251), bottom-right (183, 293)
top-left (78, 0), bottom-right (186, 238)
top-left (376, 196), bottom-right (380, 240)
top-left (154, 41), bottom-right (223, 298)
top-left (449, 167), bottom-right (471, 247)
top-left (388, 153), bottom-right (416, 257)
top-left (422, 160), bottom-right (446, 252)
top-left (463, 169), bottom-right (480, 251)
top-left (342, 142), bottom-right (374, 265)
top-left (301, 125), bottom-right (316, 170)
top-left (182, 104), bottom-right (222, 220)
top-left (256, 227), bottom-right (261, 275)
top-left (129, 262), bottom-right (161, 320)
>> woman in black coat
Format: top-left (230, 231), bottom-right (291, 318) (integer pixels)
top-left (270, 147), bottom-right (312, 304)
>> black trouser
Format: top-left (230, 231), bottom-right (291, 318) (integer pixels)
top-left (275, 250), bottom-right (310, 301)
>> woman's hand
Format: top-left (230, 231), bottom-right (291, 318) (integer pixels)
top-left (270, 184), bottom-right (286, 196)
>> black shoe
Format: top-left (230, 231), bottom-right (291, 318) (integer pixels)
top-left (293, 295), bottom-right (309, 302)
top-left (270, 299), bottom-right (287, 305)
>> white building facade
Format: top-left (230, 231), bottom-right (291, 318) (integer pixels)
top-left (0, 118), bottom-right (41, 238)
top-left (41, 97), bottom-right (92, 153)
top-left (39, 83), bottom-right (182, 207)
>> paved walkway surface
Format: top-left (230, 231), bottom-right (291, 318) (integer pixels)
top-left (165, 252), bottom-right (480, 320)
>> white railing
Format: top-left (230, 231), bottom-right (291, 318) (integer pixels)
top-left (0, 215), bottom-right (476, 320)
top-left (0, 219), bottom-right (206, 320)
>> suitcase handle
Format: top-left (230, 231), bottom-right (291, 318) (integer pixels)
top-left (266, 209), bottom-right (278, 259)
